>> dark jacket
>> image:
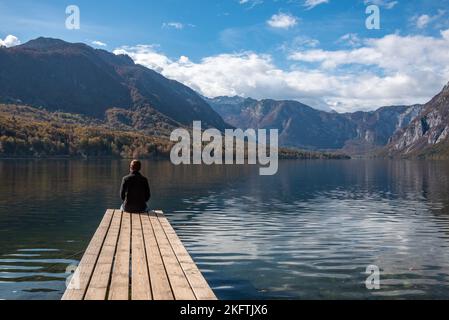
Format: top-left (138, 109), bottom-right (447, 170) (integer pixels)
top-left (120, 171), bottom-right (151, 213)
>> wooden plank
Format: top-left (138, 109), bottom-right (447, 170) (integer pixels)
top-left (141, 213), bottom-right (174, 300)
top-left (63, 209), bottom-right (215, 301)
top-left (131, 213), bottom-right (152, 300)
top-left (84, 210), bottom-right (122, 300)
top-left (149, 212), bottom-right (196, 300)
top-left (157, 213), bottom-right (217, 300)
top-left (108, 211), bottom-right (131, 300)
top-left (62, 209), bottom-right (114, 300)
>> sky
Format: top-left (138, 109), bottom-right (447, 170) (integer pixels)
top-left (1, 0), bottom-right (449, 112)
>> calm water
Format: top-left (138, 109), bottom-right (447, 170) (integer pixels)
top-left (1, 159), bottom-right (449, 300)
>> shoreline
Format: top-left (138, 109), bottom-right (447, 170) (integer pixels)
top-left (0, 156), bottom-right (352, 161)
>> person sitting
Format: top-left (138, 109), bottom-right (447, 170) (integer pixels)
top-left (120, 160), bottom-right (151, 213)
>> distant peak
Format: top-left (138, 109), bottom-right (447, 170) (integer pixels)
top-left (12, 37), bottom-right (135, 68)
top-left (20, 37), bottom-right (67, 49)
top-left (208, 95), bottom-right (255, 104)
top-left (18, 37), bottom-right (91, 52)
top-left (444, 81), bottom-right (449, 92)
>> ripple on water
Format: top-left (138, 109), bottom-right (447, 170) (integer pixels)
top-left (167, 189), bottom-right (449, 299)
top-left (0, 248), bottom-right (75, 300)
top-left (2, 160), bottom-right (449, 300)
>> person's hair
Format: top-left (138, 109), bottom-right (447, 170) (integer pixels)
top-left (130, 160), bottom-right (142, 172)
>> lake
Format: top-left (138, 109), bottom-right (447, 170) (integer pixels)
top-left (1, 159), bottom-right (449, 300)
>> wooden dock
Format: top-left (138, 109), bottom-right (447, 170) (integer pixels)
top-left (62, 210), bottom-right (217, 300)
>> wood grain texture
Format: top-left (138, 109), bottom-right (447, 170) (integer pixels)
top-left (131, 213), bottom-right (152, 300)
top-left (157, 213), bottom-right (217, 300)
top-left (149, 212), bottom-right (196, 300)
top-left (85, 210), bottom-right (122, 300)
top-left (62, 210), bottom-right (114, 300)
top-left (62, 210), bottom-right (215, 301)
top-left (109, 211), bottom-right (131, 300)
top-left (141, 213), bottom-right (174, 300)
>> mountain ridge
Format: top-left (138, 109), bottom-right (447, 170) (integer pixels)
top-left (0, 37), bottom-right (227, 130)
top-left (2, 37), bottom-right (449, 159)
top-left (386, 81), bottom-right (449, 158)
top-left (204, 95), bottom-right (424, 154)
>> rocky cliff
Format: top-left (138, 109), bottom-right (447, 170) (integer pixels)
top-left (205, 96), bottom-right (422, 154)
top-left (387, 82), bottom-right (449, 158)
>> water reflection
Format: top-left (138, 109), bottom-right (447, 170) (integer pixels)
top-left (1, 159), bottom-right (449, 299)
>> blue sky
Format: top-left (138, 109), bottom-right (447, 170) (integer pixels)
top-left (1, 0), bottom-right (449, 112)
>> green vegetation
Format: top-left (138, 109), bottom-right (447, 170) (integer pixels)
top-left (279, 148), bottom-right (351, 160)
top-left (0, 104), bottom-right (350, 160)
top-left (0, 104), bottom-right (172, 158)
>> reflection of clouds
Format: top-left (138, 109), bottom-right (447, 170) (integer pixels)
top-left (168, 160), bottom-right (449, 299)
top-left (2, 160), bottom-right (449, 299)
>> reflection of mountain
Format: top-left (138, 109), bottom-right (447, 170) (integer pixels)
top-left (3, 159), bottom-right (449, 299)
top-left (0, 37), bottom-right (227, 130)
top-left (205, 96), bottom-right (423, 154)
top-left (160, 159), bottom-right (449, 299)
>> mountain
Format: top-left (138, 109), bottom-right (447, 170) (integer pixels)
top-left (0, 104), bottom-right (173, 158)
top-left (205, 96), bottom-right (422, 153)
top-left (202, 96), bottom-right (252, 127)
top-left (387, 82), bottom-right (449, 158)
top-left (0, 37), bottom-right (227, 130)
top-left (4, 37), bottom-right (448, 159)
top-left (0, 103), bottom-right (350, 160)
top-left (342, 105), bottom-right (423, 155)
top-left (205, 96), bottom-right (355, 149)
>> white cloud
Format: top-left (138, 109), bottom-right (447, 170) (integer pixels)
top-left (289, 31), bottom-right (449, 74)
top-left (288, 30), bottom-right (449, 109)
top-left (239, 0), bottom-right (264, 8)
top-left (337, 33), bottom-right (362, 47)
top-left (162, 22), bottom-right (195, 30)
top-left (162, 22), bottom-right (184, 29)
top-left (92, 40), bottom-right (107, 47)
top-left (178, 55), bottom-right (190, 64)
top-left (304, 0), bottom-right (329, 10)
top-left (114, 45), bottom-right (170, 73)
top-left (114, 45), bottom-right (324, 104)
top-left (0, 35), bottom-right (21, 47)
top-left (364, 0), bottom-right (398, 9)
top-left (114, 29), bottom-right (449, 113)
top-left (267, 13), bottom-right (298, 29)
top-left (416, 15), bottom-right (431, 29)
top-left (442, 29), bottom-right (449, 40)
top-left (413, 10), bottom-right (446, 29)
top-left (279, 36), bottom-right (320, 52)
